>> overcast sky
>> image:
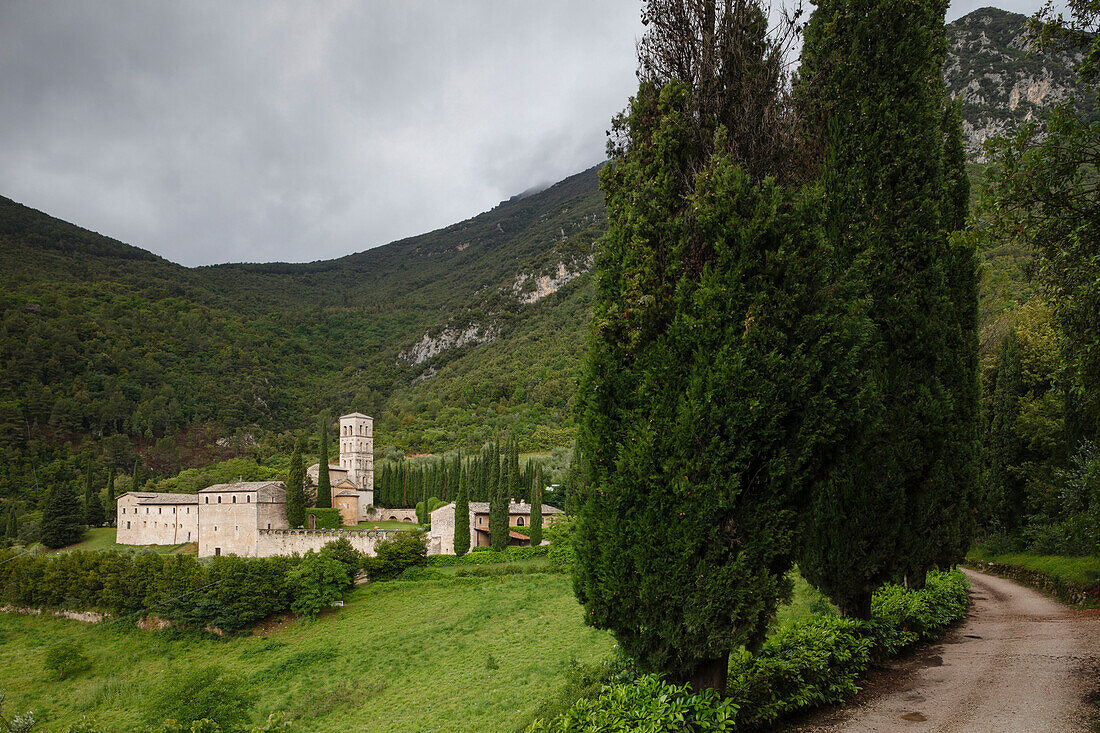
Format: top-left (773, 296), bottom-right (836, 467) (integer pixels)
top-left (0, 1), bottom-right (1048, 266)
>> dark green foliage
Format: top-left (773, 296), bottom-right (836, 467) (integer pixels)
top-left (489, 442), bottom-right (508, 552)
top-left (318, 537), bottom-right (362, 585)
top-left (797, 0), bottom-right (975, 613)
top-left (531, 570), bottom-right (968, 731)
top-left (147, 665), bottom-right (252, 732)
top-left (285, 440), bottom-right (305, 528)
top-left (105, 467), bottom-right (116, 523)
top-left (83, 462), bottom-right (105, 527)
top-left (40, 477), bottom-right (84, 549)
top-left (285, 551), bottom-right (352, 619)
top-left (529, 469), bottom-right (543, 546)
top-left (44, 640), bottom-right (91, 680)
top-left (361, 529), bottom-right (427, 581)
top-left (315, 420), bottom-right (331, 509)
top-left (130, 459), bottom-right (143, 493)
top-left (988, 331), bottom-right (1025, 529)
top-left (304, 508), bottom-right (339, 529)
top-left (454, 465), bottom-right (470, 557)
top-left (527, 674), bottom-right (739, 732)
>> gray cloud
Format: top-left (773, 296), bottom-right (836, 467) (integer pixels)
top-left (0, 1), bottom-right (1052, 266)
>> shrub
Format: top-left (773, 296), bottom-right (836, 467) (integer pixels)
top-left (44, 640), bottom-right (92, 680)
top-left (305, 508), bottom-right (340, 529)
top-left (362, 529), bottom-right (427, 581)
top-left (319, 537), bottom-right (362, 585)
top-left (527, 674), bottom-right (738, 732)
top-left (147, 665), bottom-right (252, 732)
top-left (544, 517), bottom-right (576, 572)
top-left (285, 551), bottom-right (351, 619)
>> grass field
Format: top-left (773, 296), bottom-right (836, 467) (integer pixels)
top-left (966, 547), bottom-right (1100, 586)
top-left (348, 520), bottom-right (420, 531)
top-left (33, 527), bottom-right (196, 556)
top-left (0, 573), bottom-right (614, 733)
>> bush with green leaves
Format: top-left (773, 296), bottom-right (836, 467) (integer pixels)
top-left (44, 640), bottom-right (91, 680)
top-left (361, 529), bottom-right (427, 581)
top-left (285, 551), bottom-right (352, 619)
top-left (0, 690), bottom-right (36, 733)
top-left (304, 508), bottom-right (339, 529)
top-left (146, 665), bottom-right (252, 732)
top-left (318, 537), bottom-right (362, 585)
top-left (526, 674), bottom-right (738, 732)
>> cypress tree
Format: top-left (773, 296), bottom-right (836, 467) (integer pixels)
top-left (489, 441), bottom-right (508, 551)
top-left (83, 461), bottom-right (105, 527)
top-left (286, 439), bottom-right (306, 528)
top-left (989, 331), bottom-right (1024, 529)
top-left (454, 464), bottom-right (470, 557)
top-left (797, 0), bottom-right (968, 612)
top-left (316, 419), bottom-right (332, 509)
top-left (529, 467), bottom-right (543, 546)
top-left (5, 505), bottom-right (16, 538)
top-left (575, 0), bottom-right (866, 692)
top-left (105, 467), bottom-right (116, 522)
top-left (130, 458), bottom-right (142, 493)
top-left (41, 477), bottom-right (84, 549)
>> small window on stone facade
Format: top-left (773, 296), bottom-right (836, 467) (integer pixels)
top-left (158, 507), bottom-right (162, 514)
top-left (247, 496), bottom-right (251, 503)
top-left (517, 517), bottom-right (524, 526)
top-left (218, 496), bottom-right (222, 504)
top-left (205, 497), bottom-right (209, 504)
top-left (267, 523), bottom-right (271, 529)
top-left (235, 525), bottom-right (239, 532)
top-left (126, 521), bottom-right (130, 529)
top-left (215, 547), bottom-right (221, 556)
top-left (232, 495), bottom-right (236, 504)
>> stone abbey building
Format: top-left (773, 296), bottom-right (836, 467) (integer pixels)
top-left (117, 413), bottom-right (387, 558)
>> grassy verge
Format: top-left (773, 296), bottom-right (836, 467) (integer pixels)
top-left (19, 527), bottom-right (196, 556)
top-left (964, 547), bottom-right (1100, 607)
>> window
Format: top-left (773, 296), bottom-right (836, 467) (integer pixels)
top-left (517, 517), bottom-right (524, 526)
top-left (215, 547), bottom-right (221, 556)
top-left (232, 495), bottom-right (236, 503)
top-left (247, 495), bottom-right (251, 503)
top-left (214, 525), bottom-right (218, 531)
top-left (126, 521), bottom-right (131, 529)
top-left (267, 523), bottom-right (271, 529)
top-left (172, 507), bottom-right (176, 514)
top-left (145, 508), bottom-right (149, 514)
top-left (205, 497), bottom-right (209, 504)
top-left (218, 496), bottom-right (222, 504)
top-left (235, 525), bottom-right (239, 532)
top-left (187, 532), bottom-right (191, 540)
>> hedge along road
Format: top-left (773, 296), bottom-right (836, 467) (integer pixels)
top-left (787, 569), bottom-right (1100, 732)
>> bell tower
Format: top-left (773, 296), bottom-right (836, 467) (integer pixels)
top-left (338, 413), bottom-right (374, 493)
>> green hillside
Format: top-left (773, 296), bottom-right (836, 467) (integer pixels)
top-left (1, 6), bottom-right (1085, 502)
top-left (0, 166), bottom-right (603, 465)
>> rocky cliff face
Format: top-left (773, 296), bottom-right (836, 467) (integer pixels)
top-left (945, 7), bottom-right (1096, 159)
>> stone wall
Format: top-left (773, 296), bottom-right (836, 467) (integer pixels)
top-left (116, 495), bottom-right (197, 546)
top-left (253, 528), bottom-right (398, 557)
top-left (364, 507), bottom-right (418, 523)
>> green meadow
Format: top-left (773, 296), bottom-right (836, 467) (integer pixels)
top-left (0, 573), bottom-right (614, 733)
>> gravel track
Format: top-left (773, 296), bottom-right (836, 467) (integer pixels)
top-left (784, 568), bottom-right (1100, 732)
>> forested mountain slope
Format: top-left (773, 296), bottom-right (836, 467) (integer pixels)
top-left (0, 5), bottom-right (1083, 472)
top-left (0, 165), bottom-right (603, 460)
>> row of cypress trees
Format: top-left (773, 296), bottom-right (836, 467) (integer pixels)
top-left (574, 0), bottom-right (978, 693)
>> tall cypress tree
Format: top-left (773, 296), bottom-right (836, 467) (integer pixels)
top-left (455, 464), bottom-right (470, 557)
top-left (41, 477), bottom-right (84, 549)
top-left (489, 441), bottom-right (508, 551)
top-left (129, 458), bottom-right (142, 493)
top-left (797, 0), bottom-right (968, 613)
top-left (316, 419), bottom-right (332, 509)
top-left (529, 467), bottom-right (543, 546)
top-left (286, 439), bottom-right (306, 528)
top-left (83, 460), bottom-right (105, 527)
top-left (575, 0), bottom-right (866, 692)
top-left (105, 466), bottom-right (116, 523)
top-left (989, 331), bottom-right (1024, 529)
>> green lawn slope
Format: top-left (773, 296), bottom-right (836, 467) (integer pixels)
top-left (0, 574), bottom-right (614, 733)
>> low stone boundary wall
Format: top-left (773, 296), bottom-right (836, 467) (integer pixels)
top-left (255, 528), bottom-right (399, 557)
top-left (1, 605), bottom-right (105, 623)
top-left (965, 560), bottom-right (1100, 607)
top-left (365, 507), bottom-right (418, 523)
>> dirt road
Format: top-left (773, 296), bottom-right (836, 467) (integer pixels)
top-left (786, 568), bottom-right (1100, 732)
